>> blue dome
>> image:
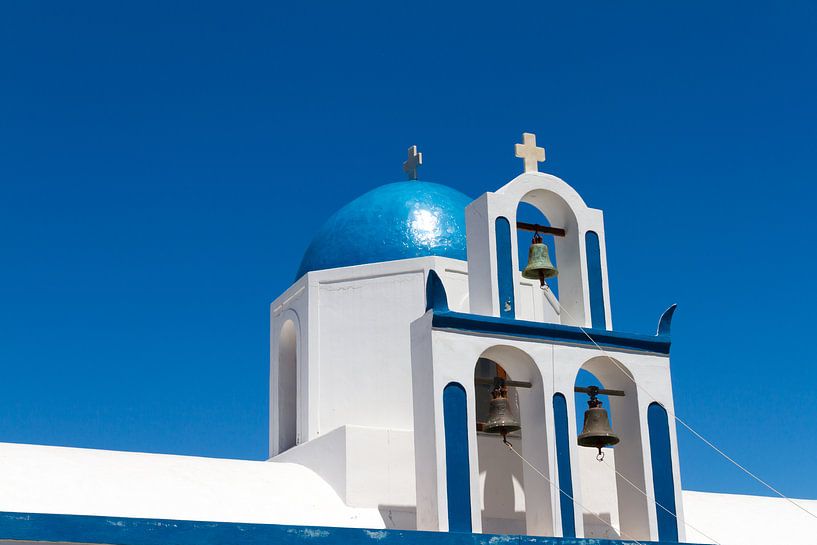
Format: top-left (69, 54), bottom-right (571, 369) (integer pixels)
top-left (296, 181), bottom-right (471, 279)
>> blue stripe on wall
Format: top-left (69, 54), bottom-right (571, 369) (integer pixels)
top-left (553, 393), bottom-right (576, 537)
top-left (585, 231), bottom-right (606, 330)
top-left (648, 402), bottom-right (679, 542)
top-left (0, 510), bottom-right (676, 545)
top-left (495, 217), bottom-right (515, 318)
top-left (443, 382), bottom-right (473, 532)
top-left (430, 311), bottom-right (671, 355)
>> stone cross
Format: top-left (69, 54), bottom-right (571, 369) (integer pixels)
top-left (403, 145), bottom-right (423, 180)
top-left (515, 132), bottom-right (545, 173)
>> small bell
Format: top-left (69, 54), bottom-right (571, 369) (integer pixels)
top-left (522, 233), bottom-right (558, 287)
top-left (483, 378), bottom-right (521, 439)
top-left (577, 387), bottom-right (620, 459)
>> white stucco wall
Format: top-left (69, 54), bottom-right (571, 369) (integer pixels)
top-left (682, 490), bottom-right (817, 545)
top-left (0, 442), bottom-right (383, 529)
top-left (0, 440), bottom-right (814, 545)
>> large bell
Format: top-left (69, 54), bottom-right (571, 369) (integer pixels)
top-left (483, 380), bottom-right (521, 438)
top-left (522, 234), bottom-right (558, 287)
top-left (577, 399), bottom-right (620, 456)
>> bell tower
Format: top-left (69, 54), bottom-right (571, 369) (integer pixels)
top-left (465, 133), bottom-right (612, 330)
top-left (410, 133), bottom-right (683, 542)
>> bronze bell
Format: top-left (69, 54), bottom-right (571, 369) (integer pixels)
top-left (522, 233), bottom-right (558, 287)
top-left (483, 378), bottom-right (521, 438)
top-left (577, 389), bottom-right (620, 458)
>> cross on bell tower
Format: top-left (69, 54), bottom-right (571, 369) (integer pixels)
top-left (515, 132), bottom-right (545, 173)
top-left (403, 145), bottom-right (423, 180)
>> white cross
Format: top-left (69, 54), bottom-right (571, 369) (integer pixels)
top-left (515, 132), bottom-right (545, 173)
top-left (403, 145), bottom-right (423, 180)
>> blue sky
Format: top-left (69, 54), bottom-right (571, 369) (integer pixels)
top-left (1, 2), bottom-right (816, 499)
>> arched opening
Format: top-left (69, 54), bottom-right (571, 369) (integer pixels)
top-left (474, 346), bottom-right (552, 536)
top-left (517, 189), bottom-right (584, 326)
top-left (573, 357), bottom-right (649, 541)
top-left (277, 319), bottom-right (298, 453)
top-left (516, 202), bottom-right (559, 298)
top-left (648, 402), bottom-right (678, 542)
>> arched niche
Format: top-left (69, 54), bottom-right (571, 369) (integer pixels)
top-left (473, 345), bottom-right (553, 536)
top-left (515, 201), bottom-right (562, 324)
top-left (277, 317), bottom-right (299, 453)
top-left (574, 356), bottom-right (649, 541)
top-left (517, 188), bottom-right (583, 325)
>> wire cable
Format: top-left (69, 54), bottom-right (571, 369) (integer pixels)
top-left (546, 285), bottom-right (817, 521)
top-left (503, 438), bottom-right (646, 545)
top-left (600, 458), bottom-right (724, 545)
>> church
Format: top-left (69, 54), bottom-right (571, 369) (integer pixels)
top-left (0, 134), bottom-right (814, 545)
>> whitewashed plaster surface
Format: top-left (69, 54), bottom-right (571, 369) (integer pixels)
top-left (682, 490), bottom-right (817, 545)
top-left (0, 442), bottom-right (383, 529)
top-left (0, 441), bottom-right (814, 545)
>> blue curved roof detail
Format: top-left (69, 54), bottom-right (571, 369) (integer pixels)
top-left (296, 181), bottom-right (472, 279)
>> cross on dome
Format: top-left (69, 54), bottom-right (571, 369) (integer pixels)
top-left (403, 145), bottom-right (423, 180)
top-left (515, 132), bottom-right (545, 173)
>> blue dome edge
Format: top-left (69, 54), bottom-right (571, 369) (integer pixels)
top-left (295, 181), bottom-right (472, 280)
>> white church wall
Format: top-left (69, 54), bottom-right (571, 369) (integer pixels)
top-left (681, 490), bottom-right (817, 545)
top-left (315, 268), bottom-right (425, 432)
top-left (2, 441), bottom-right (814, 545)
top-left (515, 276), bottom-right (560, 322)
top-left (270, 257), bottom-right (468, 456)
top-left (477, 433), bottom-right (526, 535)
top-left (273, 425), bottom-right (415, 510)
top-left (271, 251), bottom-right (564, 461)
top-left (411, 325), bottom-right (560, 536)
top-left (0, 442), bottom-right (385, 529)
top-left (271, 255), bottom-right (563, 517)
top-left (270, 279), bottom-right (309, 457)
top-left (577, 447), bottom-right (621, 539)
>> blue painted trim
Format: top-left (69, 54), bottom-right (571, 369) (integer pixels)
top-left (432, 311), bottom-right (671, 355)
top-left (495, 217), bottom-right (515, 318)
top-left (648, 403), bottom-right (679, 542)
top-left (552, 394), bottom-right (576, 538)
top-left (584, 231), bottom-right (606, 330)
top-left (656, 305), bottom-right (677, 337)
top-left (426, 270), bottom-right (450, 312)
top-left (423, 275), bottom-right (672, 355)
top-left (443, 382), bottom-right (473, 532)
top-left (0, 511), bottom-right (686, 545)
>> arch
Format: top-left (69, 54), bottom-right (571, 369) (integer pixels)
top-left (574, 356), bottom-right (649, 540)
top-left (517, 188), bottom-right (584, 326)
top-left (648, 402), bottom-right (678, 542)
top-left (515, 202), bottom-right (561, 324)
top-left (443, 382), bottom-right (472, 532)
top-left (473, 345), bottom-right (552, 536)
top-left (516, 202), bottom-right (559, 293)
top-left (552, 393), bottom-right (576, 537)
top-left (277, 318), bottom-right (298, 453)
top-left (585, 231), bottom-right (606, 329)
top-left (495, 217), bottom-right (515, 318)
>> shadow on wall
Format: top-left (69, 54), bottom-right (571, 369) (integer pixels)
top-left (378, 506), bottom-right (417, 531)
top-left (583, 513), bottom-right (621, 539)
